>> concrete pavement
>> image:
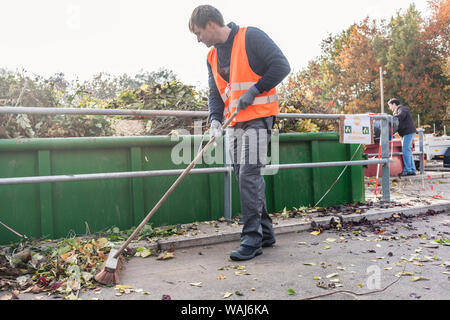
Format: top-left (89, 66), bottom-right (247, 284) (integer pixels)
top-left (2, 172), bottom-right (449, 302)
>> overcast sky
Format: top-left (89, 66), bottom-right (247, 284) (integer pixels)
top-left (0, 0), bottom-right (432, 89)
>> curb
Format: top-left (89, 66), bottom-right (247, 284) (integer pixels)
top-left (152, 200), bottom-right (450, 251)
top-left (395, 171), bottom-right (450, 182)
top-left (364, 171), bottom-right (450, 184)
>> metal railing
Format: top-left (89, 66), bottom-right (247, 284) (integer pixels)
top-left (0, 106), bottom-right (396, 220)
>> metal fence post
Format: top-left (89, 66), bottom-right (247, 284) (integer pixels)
top-left (380, 115), bottom-right (391, 203)
top-left (418, 128), bottom-right (424, 175)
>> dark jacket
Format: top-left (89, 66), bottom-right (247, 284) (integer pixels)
top-left (207, 22), bottom-right (291, 122)
top-left (393, 105), bottom-right (416, 137)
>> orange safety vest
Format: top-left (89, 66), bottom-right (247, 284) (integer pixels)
top-left (207, 27), bottom-right (279, 126)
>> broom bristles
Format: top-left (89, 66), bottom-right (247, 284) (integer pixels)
top-left (94, 252), bottom-right (124, 285)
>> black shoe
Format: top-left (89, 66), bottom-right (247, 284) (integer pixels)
top-left (262, 237), bottom-right (276, 248)
top-left (398, 172), bottom-right (409, 177)
top-left (407, 171), bottom-right (416, 176)
top-left (230, 245), bottom-right (262, 261)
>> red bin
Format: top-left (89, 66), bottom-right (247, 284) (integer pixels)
top-left (364, 140), bottom-right (406, 177)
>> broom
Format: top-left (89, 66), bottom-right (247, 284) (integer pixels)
top-left (95, 111), bottom-right (238, 285)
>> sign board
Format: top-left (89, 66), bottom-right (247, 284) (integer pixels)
top-left (339, 115), bottom-right (374, 145)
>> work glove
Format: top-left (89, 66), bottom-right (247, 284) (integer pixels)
top-left (209, 119), bottom-right (223, 141)
top-left (236, 86), bottom-right (260, 112)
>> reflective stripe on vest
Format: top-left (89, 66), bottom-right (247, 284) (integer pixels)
top-left (224, 94), bottom-right (279, 115)
top-left (230, 82), bottom-right (256, 92)
top-left (218, 84), bottom-right (230, 103)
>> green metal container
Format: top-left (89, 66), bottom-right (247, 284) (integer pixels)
top-left (0, 133), bottom-right (364, 244)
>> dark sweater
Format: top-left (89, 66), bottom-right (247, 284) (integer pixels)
top-left (394, 105), bottom-right (416, 137)
top-left (207, 22), bottom-right (291, 122)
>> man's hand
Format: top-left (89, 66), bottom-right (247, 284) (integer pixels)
top-left (237, 86), bottom-right (260, 112)
top-left (209, 119), bottom-right (223, 141)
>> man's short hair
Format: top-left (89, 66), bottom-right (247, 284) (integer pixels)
top-left (388, 98), bottom-right (400, 106)
top-left (189, 5), bottom-right (225, 32)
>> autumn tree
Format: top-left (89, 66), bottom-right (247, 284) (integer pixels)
top-left (381, 2), bottom-right (448, 128)
top-left (334, 18), bottom-right (383, 113)
top-left (281, 1), bottom-right (449, 131)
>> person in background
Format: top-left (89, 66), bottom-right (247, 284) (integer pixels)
top-left (189, 5), bottom-right (290, 261)
top-left (388, 98), bottom-right (417, 176)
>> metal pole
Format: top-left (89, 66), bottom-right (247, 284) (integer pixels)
top-left (0, 167), bottom-right (231, 186)
top-left (0, 159), bottom-right (388, 186)
top-left (0, 106), bottom-right (390, 121)
top-left (263, 159), bottom-right (390, 172)
top-left (418, 128), bottom-right (424, 175)
top-left (380, 116), bottom-right (391, 203)
top-left (0, 106), bottom-right (210, 118)
top-left (380, 67), bottom-right (384, 114)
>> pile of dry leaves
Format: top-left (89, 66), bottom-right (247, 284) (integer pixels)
top-left (0, 236), bottom-right (116, 300)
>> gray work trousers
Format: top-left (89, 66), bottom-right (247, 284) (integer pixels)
top-left (225, 116), bottom-right (275, 248)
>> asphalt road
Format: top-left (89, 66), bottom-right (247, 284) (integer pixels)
top-left (2, 174), bottom-right (449, 303)
top-left (77, 209), bottom-right (450, 301)
top-left (76, 174), bottom-right (450, 301)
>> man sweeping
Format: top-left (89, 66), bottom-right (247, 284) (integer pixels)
top-left (189, 5), bottom-right (290, 261)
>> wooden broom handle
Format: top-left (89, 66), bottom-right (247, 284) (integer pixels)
top-left (114, 111), bottom-right (238, 258)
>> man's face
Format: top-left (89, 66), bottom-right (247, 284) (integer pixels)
top-left (192, 22), bottom-right (216, 48)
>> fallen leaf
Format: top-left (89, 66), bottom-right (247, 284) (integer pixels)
top-left (310, 230), bottom-right (321, 236)
top-left (217, 275), bottom-right (226, 280)
top-left (115, 285), bottom-right (133, 290)
top-left (411, 276), bottom-right (429, 282)
top-left (223, 291), bottom-right (233, 299)
top-left (60, 250), bottom-right (75, 261)
top-left (135, 247), bottom-right (153, 258)
top-left (233, 265), bottom-right (245, 270)
top-left (329, 279), bottom-right (342, 283)
top-left (157, 251), bottom-right (174, 260)
top-left (326, 273), bottom-right (339, 279)
top-left (286, 288), bottom-right (296, 295)
top-left (189, 282), bottom-right (202, 287)
top-left (396, 272), bottom-right (414, 277)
